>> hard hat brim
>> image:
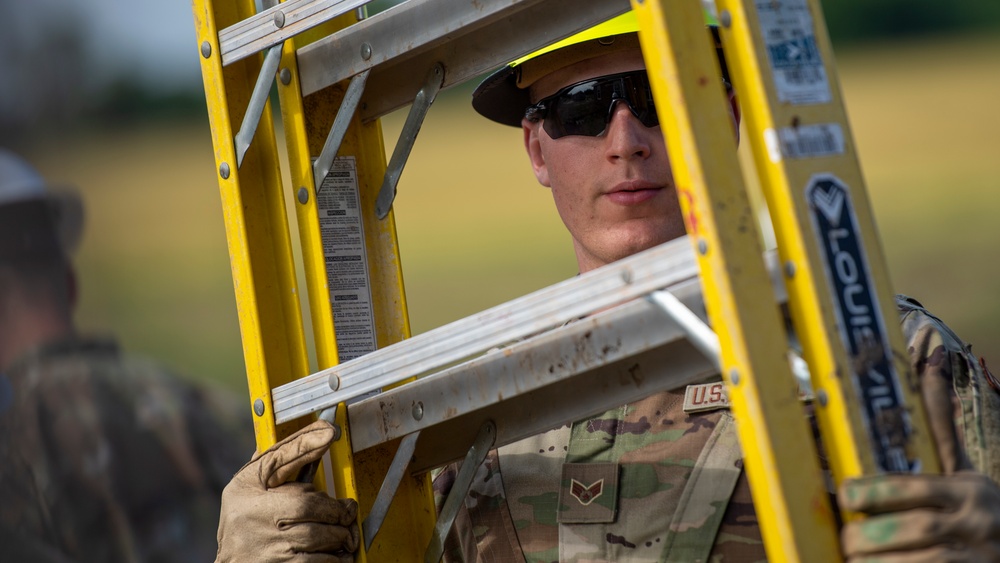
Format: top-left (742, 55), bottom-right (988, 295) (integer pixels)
top-left (471, 27), bottom-right (729, 129)
top-left (471, 65), bottom-right (530, 128)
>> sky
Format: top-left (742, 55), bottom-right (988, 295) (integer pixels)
top-left (3, 0), bottom-right (206, 91)
top-left (78, 0), bottom-right (204, 88)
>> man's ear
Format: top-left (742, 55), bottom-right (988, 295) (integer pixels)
top-left (522, 118), bottom-right (551, 187)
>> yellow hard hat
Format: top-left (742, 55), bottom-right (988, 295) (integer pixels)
top-left (471, 10), bottom-right (729, 127)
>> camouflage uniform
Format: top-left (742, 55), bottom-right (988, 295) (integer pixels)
top-left (433, 295), bottom-right (1000, 562)
top-left (0, 336), bottom-right (255, 563)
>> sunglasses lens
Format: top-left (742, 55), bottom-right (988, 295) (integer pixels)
top-left (545, 82), bottom-right (609, 138)
top-left (540, 72), bottom-right (657, 139)
top-left (628, 79), bottom-right (658, 128)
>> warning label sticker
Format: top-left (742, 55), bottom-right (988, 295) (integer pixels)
top-left (316, 156), bottom-right (377, 363)
top-left (764, 123), bottom-right (845, 162)
top-left (806, 174), bottom-right (917, 473)
top-left (756, 0), bottom-right (831, 105)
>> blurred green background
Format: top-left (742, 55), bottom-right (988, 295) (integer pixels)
top-left (4, 2), bottom-right (999, 398)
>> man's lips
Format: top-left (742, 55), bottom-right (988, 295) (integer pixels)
top-left (604, 180), bottom-right (662, 205)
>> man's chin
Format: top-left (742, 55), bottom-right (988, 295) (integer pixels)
top-left (622, 227), bottom-right (684, 254)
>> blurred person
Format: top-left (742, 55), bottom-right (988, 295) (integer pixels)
top-left (0, 148), bottom-right (255, 563)
top-left (212, 12), bottom-right (1000, 563)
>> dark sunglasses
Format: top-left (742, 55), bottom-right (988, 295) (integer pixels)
top-left (524, 71), bottom-right (657, 139)
top-left (524, 70), bottom-right (730, 139)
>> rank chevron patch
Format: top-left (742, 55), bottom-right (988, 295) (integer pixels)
top-left (569, 478), bottom-right (604, 506)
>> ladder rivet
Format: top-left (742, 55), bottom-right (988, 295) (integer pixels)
top-left (273, 10), bottom-right (285, 28)
top-left (297, 187), bottom-right (309, 204)
top-left (620, 269), bottom-right (632, 284)
top-left (817, 390), bottom-right (829, 407)
top-left (729, 368), bottom-right (741, 385)
top-left (412, 402), bottom-right (424, 421)
top-left (698, 239), bottom-right (709, 255)
top-left (254, 399), bottom-right (265, 417)
top-left (784, 261), bottom-right (796, 278)
top-left (720, 10), bottom-right (733, 29)
top-left (279, 68), bottom-right (291, 85)
top-left (200, 41), bottom-right (212, 59)
top-left (360, 42), bottom-right (372, 61)
top-left (219, 162), bottom-right (231, 179)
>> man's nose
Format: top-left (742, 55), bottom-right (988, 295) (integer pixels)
top-left (604, 100), bottom-right (652, 160)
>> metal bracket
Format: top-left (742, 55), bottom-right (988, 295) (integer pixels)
top-left (235, 43), bottom-right (283, 168)
top-left (375, 63), bottom-right (444, 219)
top-left (648, 289), bottom-right (721, 371)
top-left (295, 406), bottom-right (339, 484)
top-left (314, 69), bottom-right (371, 193)
top-left (361, 430), bottom-right (421, 550)
top-left (424, 420), bottom-right (496, 563)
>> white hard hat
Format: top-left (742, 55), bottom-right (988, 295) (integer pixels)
top-left (0, 149), bottom-right (84, 255)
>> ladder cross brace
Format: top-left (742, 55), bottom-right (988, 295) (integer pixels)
top-left (314, 69), bottom-right (370, 192)
top-left (375, 63), bottom-right (443, 219)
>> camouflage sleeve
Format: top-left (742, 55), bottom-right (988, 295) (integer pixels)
top-left (0, 522), bottom-right (75, 563)
top-left (111, 353), bottom-right (256, 492)
top-left (173, 374), bottom-right (257, 488)
top-left (896, 295), bottom-right (1000, 481)
top-left (432, 450), bottom-right (526, 563)
top-left (432, 463), bottom-right (478, 562)
top-left (0, 339), bottom-right (255, 563)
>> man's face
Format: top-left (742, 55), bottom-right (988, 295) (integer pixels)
top-left (522, 48), bottom-right (684, 273)
top-left (522, 48), bottom-right (738, 273)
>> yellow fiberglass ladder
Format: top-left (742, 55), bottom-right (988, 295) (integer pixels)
top-left (191, 0), bottom-right (940, 561)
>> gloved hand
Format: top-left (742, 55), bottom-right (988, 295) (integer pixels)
top-left (215, 420), bottom-right (360, 563)
top-left (839, 471), bottom-right (1000, 562)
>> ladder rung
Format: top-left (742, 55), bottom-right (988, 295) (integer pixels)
top-left (349, 286), bottom-right (715, 474)
top-left (273, 237), bottom-right (698, 423)
top-left (219, 0), bottom-right (368, 66)
top-left (296, 0), bottom-right (630, 120)
top-left (272, 240), bottom-right (786, 425)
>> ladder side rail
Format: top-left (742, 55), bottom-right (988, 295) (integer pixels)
top-left (193, 0), bottom-right (312, 450)
top-left (634, 0), bottom-right (842, 560)
top-left (297, 0), bottom-right (630, 119)
top-left (716, 0), bottom-right (940, 486)
top-left (274, 9), bottom-right (435, 562)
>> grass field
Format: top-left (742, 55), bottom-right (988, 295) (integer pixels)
top-left (23, 34), bottom-right (1000, 395)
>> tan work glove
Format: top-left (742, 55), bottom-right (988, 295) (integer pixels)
top-left (838, 344), bottom-right (1000, 562)
top-left (215, 420), bottom-right (360, 563)
top-left (839, 471), bottom-right (1000, 562)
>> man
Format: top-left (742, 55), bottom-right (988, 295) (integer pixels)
top-left (215, 12), bottom-right (1000, 562)
top-left (0, 149), bottom-right (255, 562)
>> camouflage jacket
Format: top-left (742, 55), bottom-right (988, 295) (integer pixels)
top-left (0, 336), bottom-right (255, 563)
top-left (433, 295), bottom-right (1000, 562)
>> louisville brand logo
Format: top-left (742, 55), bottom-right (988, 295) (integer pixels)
top-left (569, 478), bottom-right (604, 506)
top-left (806, 174), bottom-right (915, 473)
